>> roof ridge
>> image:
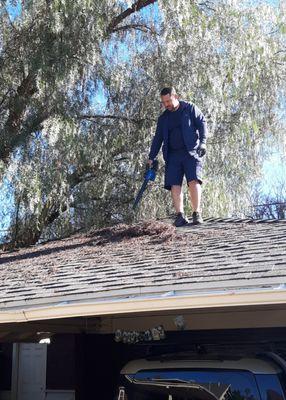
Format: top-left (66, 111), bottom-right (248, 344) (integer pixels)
top-left (203, 218), bottom-right (286, 224)
top-left (159, 216), bottom-right (286, 224)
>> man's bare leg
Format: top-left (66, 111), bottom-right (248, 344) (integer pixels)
top-left (171, 185), bottom-right (184, 213)
top-left (188, 180), bottom-right (201, 212)
top-left (171, 185), bottom-right (189, 226)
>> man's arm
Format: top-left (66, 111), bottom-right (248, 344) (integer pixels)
top-left (191, 104), bottom-right (208, 146)
top-left (148, 117), bottom-right (164, 161)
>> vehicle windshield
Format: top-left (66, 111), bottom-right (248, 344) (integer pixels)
top-left (124, 369), bottom-right (261, 400)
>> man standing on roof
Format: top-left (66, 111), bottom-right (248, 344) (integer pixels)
top-left (148, 87), bottom-right (208, 226)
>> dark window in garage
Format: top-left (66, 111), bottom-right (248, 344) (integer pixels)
top-left (0, 344), bottom-right (12, 390)
top-left (46, 334), bottom-right (75, 390)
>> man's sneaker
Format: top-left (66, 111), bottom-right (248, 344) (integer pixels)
top-left (192, 211), bottom-right (203, 225)
top-left (174, 212), bottom-right (189, 227)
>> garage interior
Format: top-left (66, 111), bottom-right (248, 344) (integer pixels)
top-left (1, 304), bottom-right (286, 399)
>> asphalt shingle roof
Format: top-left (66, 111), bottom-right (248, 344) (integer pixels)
top-left (0, 218), bottom-right (285, 312)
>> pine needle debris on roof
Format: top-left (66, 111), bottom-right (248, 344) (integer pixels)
top-left (86, 220), bottom-right (179, 245)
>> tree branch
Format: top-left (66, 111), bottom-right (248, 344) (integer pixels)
top-left (112, 23), bottom-right (157, 34)
top-left (106, 0), bottom-right (157, 34)
top-left (78, 114), bottom-right (143, 125)
top-left (67, 165), bottom-right (98, 187)
top-left (0, 72), bottom-right (38, 162)
top-left (0, 89), bottom-right (12, 111)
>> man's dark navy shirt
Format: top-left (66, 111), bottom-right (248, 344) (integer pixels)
top-left (148, 100), bottom-right (208, 162)
top-left (167, 105), bottom-right (185, 151)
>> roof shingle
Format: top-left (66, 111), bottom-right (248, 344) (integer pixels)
top-left (0, 218), bottom-right (285, 311)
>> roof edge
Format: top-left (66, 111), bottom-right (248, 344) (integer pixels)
top-left (1, 287), bottom-right (286, 324)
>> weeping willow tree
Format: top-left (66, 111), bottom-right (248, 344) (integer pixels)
top-left (154, 1), bottom-right (286, 217)
top-left (0, 0), bottom-right (285, 247)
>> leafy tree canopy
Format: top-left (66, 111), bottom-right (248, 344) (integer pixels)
top-left (0, 0), bottom-right (285, 247)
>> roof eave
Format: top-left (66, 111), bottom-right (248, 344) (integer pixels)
top-left (1, 287), bottom-right (286, 324)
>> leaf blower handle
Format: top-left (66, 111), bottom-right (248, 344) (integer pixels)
top-left (145, 159), bottom-right (158, 181)
top-left (132, 160), bottom-right (159, 210)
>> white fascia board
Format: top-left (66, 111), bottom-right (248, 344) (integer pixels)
top-left (1, 287), bottom-right (286, 324)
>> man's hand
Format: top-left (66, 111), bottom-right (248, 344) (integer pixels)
top-left (197, 143), bottom-right (206, 157)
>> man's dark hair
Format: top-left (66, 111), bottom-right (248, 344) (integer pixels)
top-left (160, 87), bottom-right (177, 96)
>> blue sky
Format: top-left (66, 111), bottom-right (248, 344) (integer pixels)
top-left (4, 1), bottom-right (21, 20)
top-left (260, 150), bottom-right (286, 196)
top-left (0, 177), bottom-right (14, 240)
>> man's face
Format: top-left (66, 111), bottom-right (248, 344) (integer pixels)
top-left (161, 93), bottom-right (179, 111)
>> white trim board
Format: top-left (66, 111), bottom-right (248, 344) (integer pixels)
top-left (1, 287), bottom-right (286, 324)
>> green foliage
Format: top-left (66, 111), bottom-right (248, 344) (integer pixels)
top-left (0, 0), bottom-right (285, 246)
top-left (157, 0), bottom-right (286, 217)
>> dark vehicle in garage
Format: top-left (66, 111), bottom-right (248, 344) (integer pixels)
top-left (117, 354), bottom-right (286, 400)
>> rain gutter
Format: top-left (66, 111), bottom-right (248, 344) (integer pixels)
top-left (1, 286), bottom-right (286, 324)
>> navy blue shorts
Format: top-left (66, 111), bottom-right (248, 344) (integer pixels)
top-left (164, 149), bottom-right (203, 190)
